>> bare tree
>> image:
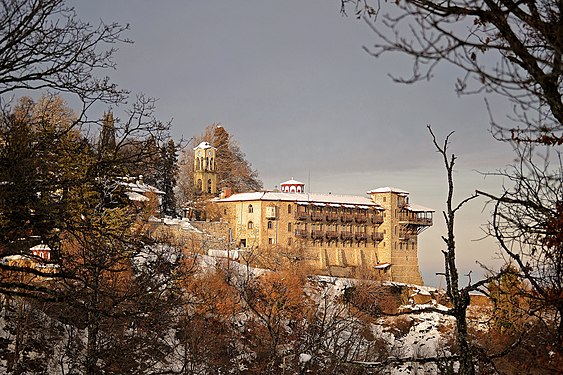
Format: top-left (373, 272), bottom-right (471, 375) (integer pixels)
top-left (341, 0), bottom-right (562, 144)
top-left (0, 0), bottom-right (128, 104)
top-left (477, 145), bottom-right (563, 350)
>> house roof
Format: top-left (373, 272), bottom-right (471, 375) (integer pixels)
top-left (193, 141), bottom-right (215, 151)
top-left (217, 191), bottom-right (384, 210)
top-left (406, 204), bottom-right (435, 213)
top-left (281, 178), bottom-right (304, 185)
top-left (366, 187), bottom-right (410, 195)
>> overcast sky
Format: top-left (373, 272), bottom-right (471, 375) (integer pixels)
top-left (75, 0), bottom-right (517, 286)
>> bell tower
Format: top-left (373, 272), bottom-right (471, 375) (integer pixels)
top-left (193, 141), bottom-right (217, 194)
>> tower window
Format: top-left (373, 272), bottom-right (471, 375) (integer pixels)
top-left (247, 221), bottom-right (253, 229)
top-left (287, 222), bottom-right (292, 232)
top-left (207, 179), bottom-right (212, 193)
top-left (267, 221), bottom-right (273, 229)
top-left (287, 204), bottom-right (292, 214)
top-left (248, 204), bottom-right (254, 213)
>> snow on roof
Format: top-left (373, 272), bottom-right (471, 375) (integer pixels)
top-left (281, 178), bottom-right (304, 185)
top-left (406, 204), bottom-right (435, 212)
top-left (375, 262), bottom-right (391, 269)
top-left (30, 244), bottom-right (51, 251)
top-left (120, 180), bottom-right (165, 196)
top-left (126, 191), bottom-right (150, 202)
top-left (366, 187), bottom-right (410, 195)
top-left (217, 191), bottom-right (382, 208)
top-left (193, 141), bottom-right (215, 151)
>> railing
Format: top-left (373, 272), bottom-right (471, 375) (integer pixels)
top-left (295, 212), bottom-right (308, 220)
top-left (355, 215), bottom-right (367, 224)
top-left (295, 229), bottom-right (308, 239)
top-left (326, 213), bottom-right (339, 222)
top-left (399, 231), bottom-right (417, 241)
top-left (325, 231), bottom-right (339, 240)
top-left (398, 213), bottom-right (432, 226)
top-left (355, 232), bottom-right (368, 241)
top-left (340, 231), bottom-right (353, 240)
top-left (311, 230), bottom-right (324, 239)
top-left (341, 214), bottom-right (353, 223)
top-left (370, 214), bottom-right (384, 225)
top-left (311, 213), bottom-right (324, 222)
top-left (371, 232), bottom-right (384, 242)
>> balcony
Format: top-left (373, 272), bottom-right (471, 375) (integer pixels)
top-left (399, 231), bottom-right (416, 241)
top-left (370, 214), bottom-right (384, 225)
top-left (371, 232), bottom-right (384, 242)
top-left (311, 213), bottom-right (324, 222)
top-left (341, 214), bottom-right (353, 223)
top-left (295, 229), bottom-right (308, 239)
top-left (311, 230), bottom-right (324, 240)
top-left (325, 231), bottom-right (339, 240)
top-left (355, 232), bottom-right (368, 241)
top-left (355, 215), bottom-right (368, 224)
top-left (326, 213), bottom-right (339, 222)
top-left (295, 212), bottom-right (308, 221)
top-left (399, 213), bottom-right (433, 226)
top-left (340, 231), bottom-right (353, 240)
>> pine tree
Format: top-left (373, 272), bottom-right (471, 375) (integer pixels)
top-left (158, 138), bottom-right (178, 216)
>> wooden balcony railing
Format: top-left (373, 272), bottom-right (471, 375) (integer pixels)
top-left (325, 231), bottom-right (339, 240)
top-left (371, 232), bottom-right (384, 242)
top-left (355, 215), bottom-right (367, 224)
top-left (295, 212), bottom-right (308, 220)
top-left (355, 232), bottom-right (368, 241)
top-left (340, 231), bottom-right (353, 240)
top-left (370, 215), bottom-right (384, 225)
top-left (341, 214), bottom-right (353, 223)
top-left (326, 213), bottom-right (339, 222)
top-left (294, 229), bottom-right (308, 239)
top-left (311, 213), bottom-right (324, 222)
top-left (311, 230), bottom-right (324, 239)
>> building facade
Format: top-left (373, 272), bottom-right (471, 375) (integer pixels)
top-left (193, 141), bottom-right (217, 195)
top-left (216, 183), bottom-right (433, 285)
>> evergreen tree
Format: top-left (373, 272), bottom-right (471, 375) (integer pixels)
top-left (157, 138), bottom-right (178, 216)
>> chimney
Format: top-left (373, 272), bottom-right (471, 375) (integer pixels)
top-left (221, 187), bottom-right (232, 199)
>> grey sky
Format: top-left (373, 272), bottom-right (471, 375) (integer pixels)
top-left (75, 0), bottom-right (516, 286)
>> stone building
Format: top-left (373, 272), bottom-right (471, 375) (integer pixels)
top-left (193, 141), bottom-right (217, 195)
top-left (216, 180), bottom-right (433, 285)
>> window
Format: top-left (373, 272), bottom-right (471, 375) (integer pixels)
top-left (288, 238), bottom-right (292, 246)
top-left (197, 179), bottom-right (202, 192)
top-left (287, 222), bottom-right (292, 232)
top-left (207, 179), bottom-right (212, 193)
top-left (288, 204), bottom-right (292, 214)
top-left (248, 221), bottom-right (253, 229)
top-left (268, 238), bottom-right (273, 244)
top-left (248, 204), bottom-right (253, 213)
top-left (267, 221), bottom-right (273, 229)
top-left (383, 197), bottom-right (386, 202)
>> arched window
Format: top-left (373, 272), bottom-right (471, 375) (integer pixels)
top-left (248, 204), bottom-right (253, 213)
top-left (287, 222), bottom-right (292, 232)
top-left (207, 179), bottom-right (212, 193)
top-left (248, 221), bottom-right (253, 229)
top-left (287, 204), bottom-right (292, 214)
top-left (288, 238), bottom-right (292, 246)
top-left (267, 221), bottom-right (273, 229)
top-left (210, 157), bottom-right (214, 171)
top-left (197, 179), bottom-right (202, 192)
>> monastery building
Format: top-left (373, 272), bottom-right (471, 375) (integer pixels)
top-left (216, 179), bottom-right (433, 285)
